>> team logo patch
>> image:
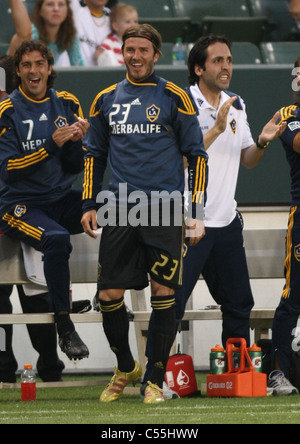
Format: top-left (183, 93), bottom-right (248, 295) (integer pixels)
top-left (295, 244), bottom-right (300, 262)
top-left (229, 119), bottom-right (237, 134)
top-left (14, 205), bottom-right (27, 218)
top-left (288, 121), bottom-right (300, 132)
top-left (54, 116), bottom-right (67, 129)
top-left (146, 104), bottom-right (160, 123)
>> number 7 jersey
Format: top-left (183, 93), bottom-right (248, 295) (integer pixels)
top-left (0, 87), bottom-right (86, 215)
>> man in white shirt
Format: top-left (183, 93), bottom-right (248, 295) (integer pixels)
top-left (176, 35), bottom-right (286, 346)
top-left (71, 0), bottom-right (111, 66)
top-left (142, 36), bottom-right (287, 394)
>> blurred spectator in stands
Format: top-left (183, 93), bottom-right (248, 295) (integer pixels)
top-left (289, 0), bottom-right (300, 21)
top-left (9, 0), bottom-right (84, 67)
top-left (96, 3), bottom-right (138, 67)
top-left (71, 0), bottom-right (112, 65)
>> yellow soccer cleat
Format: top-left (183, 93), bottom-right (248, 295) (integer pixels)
top-left (100, 361), bottom-right (142, 403)
top-left (143, 381), bottom-right (165, 404)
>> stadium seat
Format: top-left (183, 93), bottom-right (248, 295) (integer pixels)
top-left (139, 17), bottom-right (191, 43)
top-left (231, 42), bottom-right (262, 65)
top-left (127, 0), bottom-right (190, 43)
top-left (260, 42), bottom-right (300, 64)
top-left (201, 17), bottom-right (268, 46)
top-left (248, 0), bottom-right (300, 41)
top-left (124, 0), bottom-right (175, 18)
top-left (156, 43), bottom-right (174, 65)
top-left (0, 43), bottom-right (9, 58)
top-left (172, 0), bottom-right (251, 21)
top-left (171, 0), bottom-right (267, 45)
top-left (156, 42), bottom-right (263, 67)
top-left (0, 0), bottom-right (17, 44)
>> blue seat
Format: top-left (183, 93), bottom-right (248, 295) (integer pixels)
top-left (248, 0), bottom-right (299, 41)
top-left (201, 16), bottom-right (268, 46)
top-left (0, 0), bottom-right (16, 44)
top-left (260, 42), bottom-right (300, 64)
top-left (140, 17), bottom-right (191, 43)
top-left (231, 42), bottom-right (263, 65)
top-left (124, 0), bottom-right (175, 18)
top-left (173, 0), bottom-right (251, 21)
top-left (0, 43), bottom-right (9, 58)
top-left (156, 43), bottom-right (175, 65)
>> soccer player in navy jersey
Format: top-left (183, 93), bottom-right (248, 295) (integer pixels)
top-left (0, 41), bottom-right (90, 361)
top-left (269, 58), bottom-right (300, 395)
top-left (81, 24), bottom-right (208, 404)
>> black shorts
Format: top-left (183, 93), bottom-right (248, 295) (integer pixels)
top-left (98, 222), bottom-right (185, 291)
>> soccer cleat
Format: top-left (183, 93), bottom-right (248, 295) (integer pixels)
top-left (100, 361), bottom-right (142, 402)
top-left (92, 294), bottom-right (101, 312)
top-left (59, 331), bottom-right (89, 361)
top-left (268, 370), bottom-right (299, 396)
top-left (72, 300), bottom-right (92, 314)
top-left (143, 381), bottom-right (165, 404)
top-left (140, 381), bottom-right (179, 400)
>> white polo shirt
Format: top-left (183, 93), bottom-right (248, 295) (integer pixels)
top-left (71, 0), bottom-right (111, 66)
top-left (189, 84), bottom-right (254, 228)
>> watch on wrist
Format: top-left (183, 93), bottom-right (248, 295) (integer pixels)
top-left (256, 136), bottom-right (270, 150)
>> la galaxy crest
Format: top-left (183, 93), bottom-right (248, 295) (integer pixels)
top-left (295, 244), bottom-right (300, 262)
top-left (14, 205), bottom-right (27, 218)
top-left (146, 104), bottom-right (160, 123)
top-left (229, 118), bottom-right (237, 134)
top-left (54, 116), bottom-right (67, 129)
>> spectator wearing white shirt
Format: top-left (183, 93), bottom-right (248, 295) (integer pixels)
top-left (71, 0), bottom-right (111, 66)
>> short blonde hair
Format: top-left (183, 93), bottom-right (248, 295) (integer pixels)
top-left (110, 3), bottom-right (138, 24)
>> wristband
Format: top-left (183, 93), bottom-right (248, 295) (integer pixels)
top-left (256, 136), bottom-right (270, 150)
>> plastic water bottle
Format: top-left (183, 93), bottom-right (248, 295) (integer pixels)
top-left (21, 364), bottom-right (36, 402)
top-left (248, 344), bottom-right (263, 373)
top-left (210, 345), bottom-right (227, 375)
top-left (172, 37), bottom-right (186, 66)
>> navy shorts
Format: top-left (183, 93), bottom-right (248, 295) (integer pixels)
top-left (98, 220), bottom-right (185, 291)
top-left (0, 190), bottom-right (83, 250)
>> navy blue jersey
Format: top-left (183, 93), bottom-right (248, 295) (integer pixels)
top-left (277, 105), bottom-right (300, 205)
top-left (83, 73), bottom-right (208, 218)
top-left (0, 87), bottom-right (86, 215)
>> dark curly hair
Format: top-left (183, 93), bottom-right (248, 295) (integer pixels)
top-left (14, 40), bottom-right (57, 89)
top-left (188, 35), bottom-right (232, 86)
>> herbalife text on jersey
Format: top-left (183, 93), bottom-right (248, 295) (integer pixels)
top-left (96, 183), bottom-right (204, 227)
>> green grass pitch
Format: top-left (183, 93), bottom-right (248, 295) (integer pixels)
top-left (1, 375), bottom-right (300, 424)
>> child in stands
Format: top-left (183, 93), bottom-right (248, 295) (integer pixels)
top-left (96, 3), bottom-right (138, 67)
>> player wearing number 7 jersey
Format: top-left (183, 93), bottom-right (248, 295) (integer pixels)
top-left (0, 40), bottom-right (90, 361)
top-left (81, 24), bottom-right (208, 404)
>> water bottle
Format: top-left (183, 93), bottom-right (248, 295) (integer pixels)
top-left (172, 38), bottom-right (186, 66)
top-left (248, 344), bottom-right (263, 373)
top-left (210, 345), bottom-right (227, 375)
top-left (21, 364), bottom-right (36, 402)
